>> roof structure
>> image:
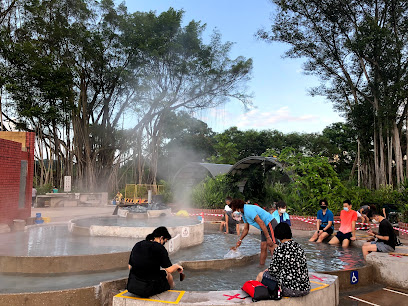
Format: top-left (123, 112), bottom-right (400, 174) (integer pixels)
top-left (172, 156), bottom-right (290, 188)
top-left (227, 156), bottom-right (286, 176)
top-left (172, 162), bottom-right (233, 187)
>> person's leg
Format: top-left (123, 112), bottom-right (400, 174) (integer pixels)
top-left (309, 231), bottom-right (319, 242)
top-left (256, 271), bottom-right (264, 282)
top-left (316, 231), bottom-right (329, 243)
top-left (219, 221), bottom-right (225, 231)
top-left (260, 241), bottom-right (268, 265)
top-left (362, 244), bottom-right (377, 260)
top-left (329, 235), bottom-right (340, 245)
top-left (342, 239), bottom-right (350, 248)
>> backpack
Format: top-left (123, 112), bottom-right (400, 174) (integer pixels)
top-left (261, 277), bottom-right (282, 300)
top-left (242, 280), bottom-right (270, 302)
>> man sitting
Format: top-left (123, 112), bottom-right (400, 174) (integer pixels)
top-left (309, 199), bottom-right (334, 243)
top-left (362, 210), bottom-right (396, 260)
top-left (329, 200), bottom-right (357, 247)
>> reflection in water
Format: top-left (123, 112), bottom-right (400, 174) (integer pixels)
top-left (296, 237), bottom-right (364, 271)
top-left (172, 233), bottom-right (260, 262)
top-left (74, 216), bottom-right (200, 228)
top-left (0, 226), bottom-right (137, 256)
top-left (0, 228), bottom-right (367, 293)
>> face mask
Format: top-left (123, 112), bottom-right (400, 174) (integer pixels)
top-left (232, 211), bottom-right (242, 221)
top-left (343, 207), bottom-right (349, 212)
top-left (280, 208), bottom-right (286, 213)
top-left (320, 206), bottom-right (327, 210)
top-left (372, 219), bottom-right (379, 224)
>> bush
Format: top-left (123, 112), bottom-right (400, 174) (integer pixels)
top-left (36, 184), bottom-right (53, 195)
top-left (191, 174), bottom-right (242, 209)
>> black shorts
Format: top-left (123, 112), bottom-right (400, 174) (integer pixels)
top-left (336, 231), bottom-right (352, 243)
top-left (261, 220), bottom-right (278, 243)
top-left (127, 270), bottom-right (169, 298)
top-left (319, 225), bottom-right (334, 235)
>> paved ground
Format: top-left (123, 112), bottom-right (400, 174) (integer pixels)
top-left (31, 205), bottom-right (116, 222)
top-left (340, 285), bottom-right (408, 305)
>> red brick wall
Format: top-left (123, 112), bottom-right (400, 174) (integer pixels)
top-left (0, 132), bottom-right (34, 225)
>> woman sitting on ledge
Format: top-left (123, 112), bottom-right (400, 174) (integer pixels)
top-left (257, 222), bottom-right (310, 297)
top-left (127, 226), bottom-right (183, 298)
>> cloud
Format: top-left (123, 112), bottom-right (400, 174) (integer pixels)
top-left (234, 107), bottom-right (319, 129)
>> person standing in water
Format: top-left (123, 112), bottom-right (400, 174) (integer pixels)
top-left (309, 199), bottom-right (334, 242)
top-left (127, 227), bottom-right (183, 297)
top-left (230, 199), bottom-right (277, 265)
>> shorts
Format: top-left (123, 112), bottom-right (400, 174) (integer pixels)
top-left (371, 241), bottom-right (395, 253)
top-left (319, 225), bottom-right (333, 235)
top-left (357, 211), bottom-right (362, 218)
top-left (261, 221), bottom-right (277, 243)
top-left (336, 231), bottom-right (352, 243)
top-left (127, 270), bottom-right (169, 298)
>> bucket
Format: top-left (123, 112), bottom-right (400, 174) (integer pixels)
top-left (42, 217), bottom-right (51, 223)
top-left (35, 213), bottom-right (44, 224)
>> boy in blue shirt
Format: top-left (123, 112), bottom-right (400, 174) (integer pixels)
top-left (230, 199), bottom-right (277, 265)
top-left (309, 199), bottom-right (334, 242)
top-left (271, 200), bottom-right (291, 226)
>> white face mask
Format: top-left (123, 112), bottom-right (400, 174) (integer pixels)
top-left (280, 208), bottom-right (286, 213)
top-left (372, 219), bottom-right (379, 224)
top-left (343, 207), bottom-right (349, 212)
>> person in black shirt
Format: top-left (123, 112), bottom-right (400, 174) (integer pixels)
top-left (362, 211), bottom-right (396, 260)
top-left (127, 227), bottom-right (183, 297)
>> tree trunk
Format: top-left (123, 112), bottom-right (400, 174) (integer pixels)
top-left (393, 122), bottom-right (404, 185)
top-left (373, 123), bottom-right (380, 189)
top-left (387, 131), bottom-right (392, 185)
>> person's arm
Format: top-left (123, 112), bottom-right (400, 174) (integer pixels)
top-left (165, 263), bottom-right (183, 273)
top-left (225, 213), bottom-right (229, 234)
top-left (236, 223), bottom-right (240, 236)
top-left (233, 223), bottom-right (249, 249)
top-left (316, 219), bottom-right (321, 232)
top-left (383, 208), bottom-right (387, 219)
top-left (323, 221), bottom-right (333, 232)
top-left (128, 264), bottom-right (131, 270)
top-left (350, 220), bottom-right (356, 240)
top-left (254, 215), bottom-right (274, 246)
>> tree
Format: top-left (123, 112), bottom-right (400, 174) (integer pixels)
top-left (259, 0), bottom-right (408, 188)
top-left (0, 1), bottom-right (252, 191)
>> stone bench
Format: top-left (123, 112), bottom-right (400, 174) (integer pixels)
top-left (366, 245), bottom-right (408, 289)
top-left (113, 272), bottom-right (338, 306)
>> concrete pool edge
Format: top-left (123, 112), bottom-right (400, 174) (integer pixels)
top-left (112, 272), bottom-right (339, 306)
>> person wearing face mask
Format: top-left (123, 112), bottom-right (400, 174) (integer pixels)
top-left (362, 210), bottom-right (396, 260)
top-left (230, 199), bottom-right (278, 265)
top-left (127, 226), bottom-right (183, 297)
top-left (271, 200), bottom-right (291, 226)
top-left (329, 200), bottom-right (357, 247)
top-left (309, 199), bottom-right (334, 242)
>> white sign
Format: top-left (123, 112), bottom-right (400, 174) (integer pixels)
top-left (181, 227), bottom-right (190, 238)
top-left (64, 176), bottom-right (72, 192)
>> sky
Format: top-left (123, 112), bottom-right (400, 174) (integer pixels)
top-left (125, 0), bottom-right (344, 134)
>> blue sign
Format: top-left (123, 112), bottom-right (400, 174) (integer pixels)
top-left (350, 270), bottom-right (358, 285)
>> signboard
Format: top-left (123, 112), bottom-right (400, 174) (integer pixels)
top-left (350, 270), bottom-right (358, 285)
top-left (181, 227), bottom-right (190, 238)
top-left (64, 176), bottom-right (72, 192)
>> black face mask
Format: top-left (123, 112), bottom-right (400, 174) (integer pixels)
top-left (320, 206), bottom-right (327, 210)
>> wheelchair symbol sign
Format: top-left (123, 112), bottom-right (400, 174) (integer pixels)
top-left (350, 271), bottom-right (358, 284)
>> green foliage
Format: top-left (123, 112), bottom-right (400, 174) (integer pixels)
top-left (271, 148), bottom-right (346, 215)
top-left (36, 184), bottom-right (53, 195)
top-left (159, 180), bottom-right (173, 203)
top-left (191, 174), bottom-right (241, 208)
